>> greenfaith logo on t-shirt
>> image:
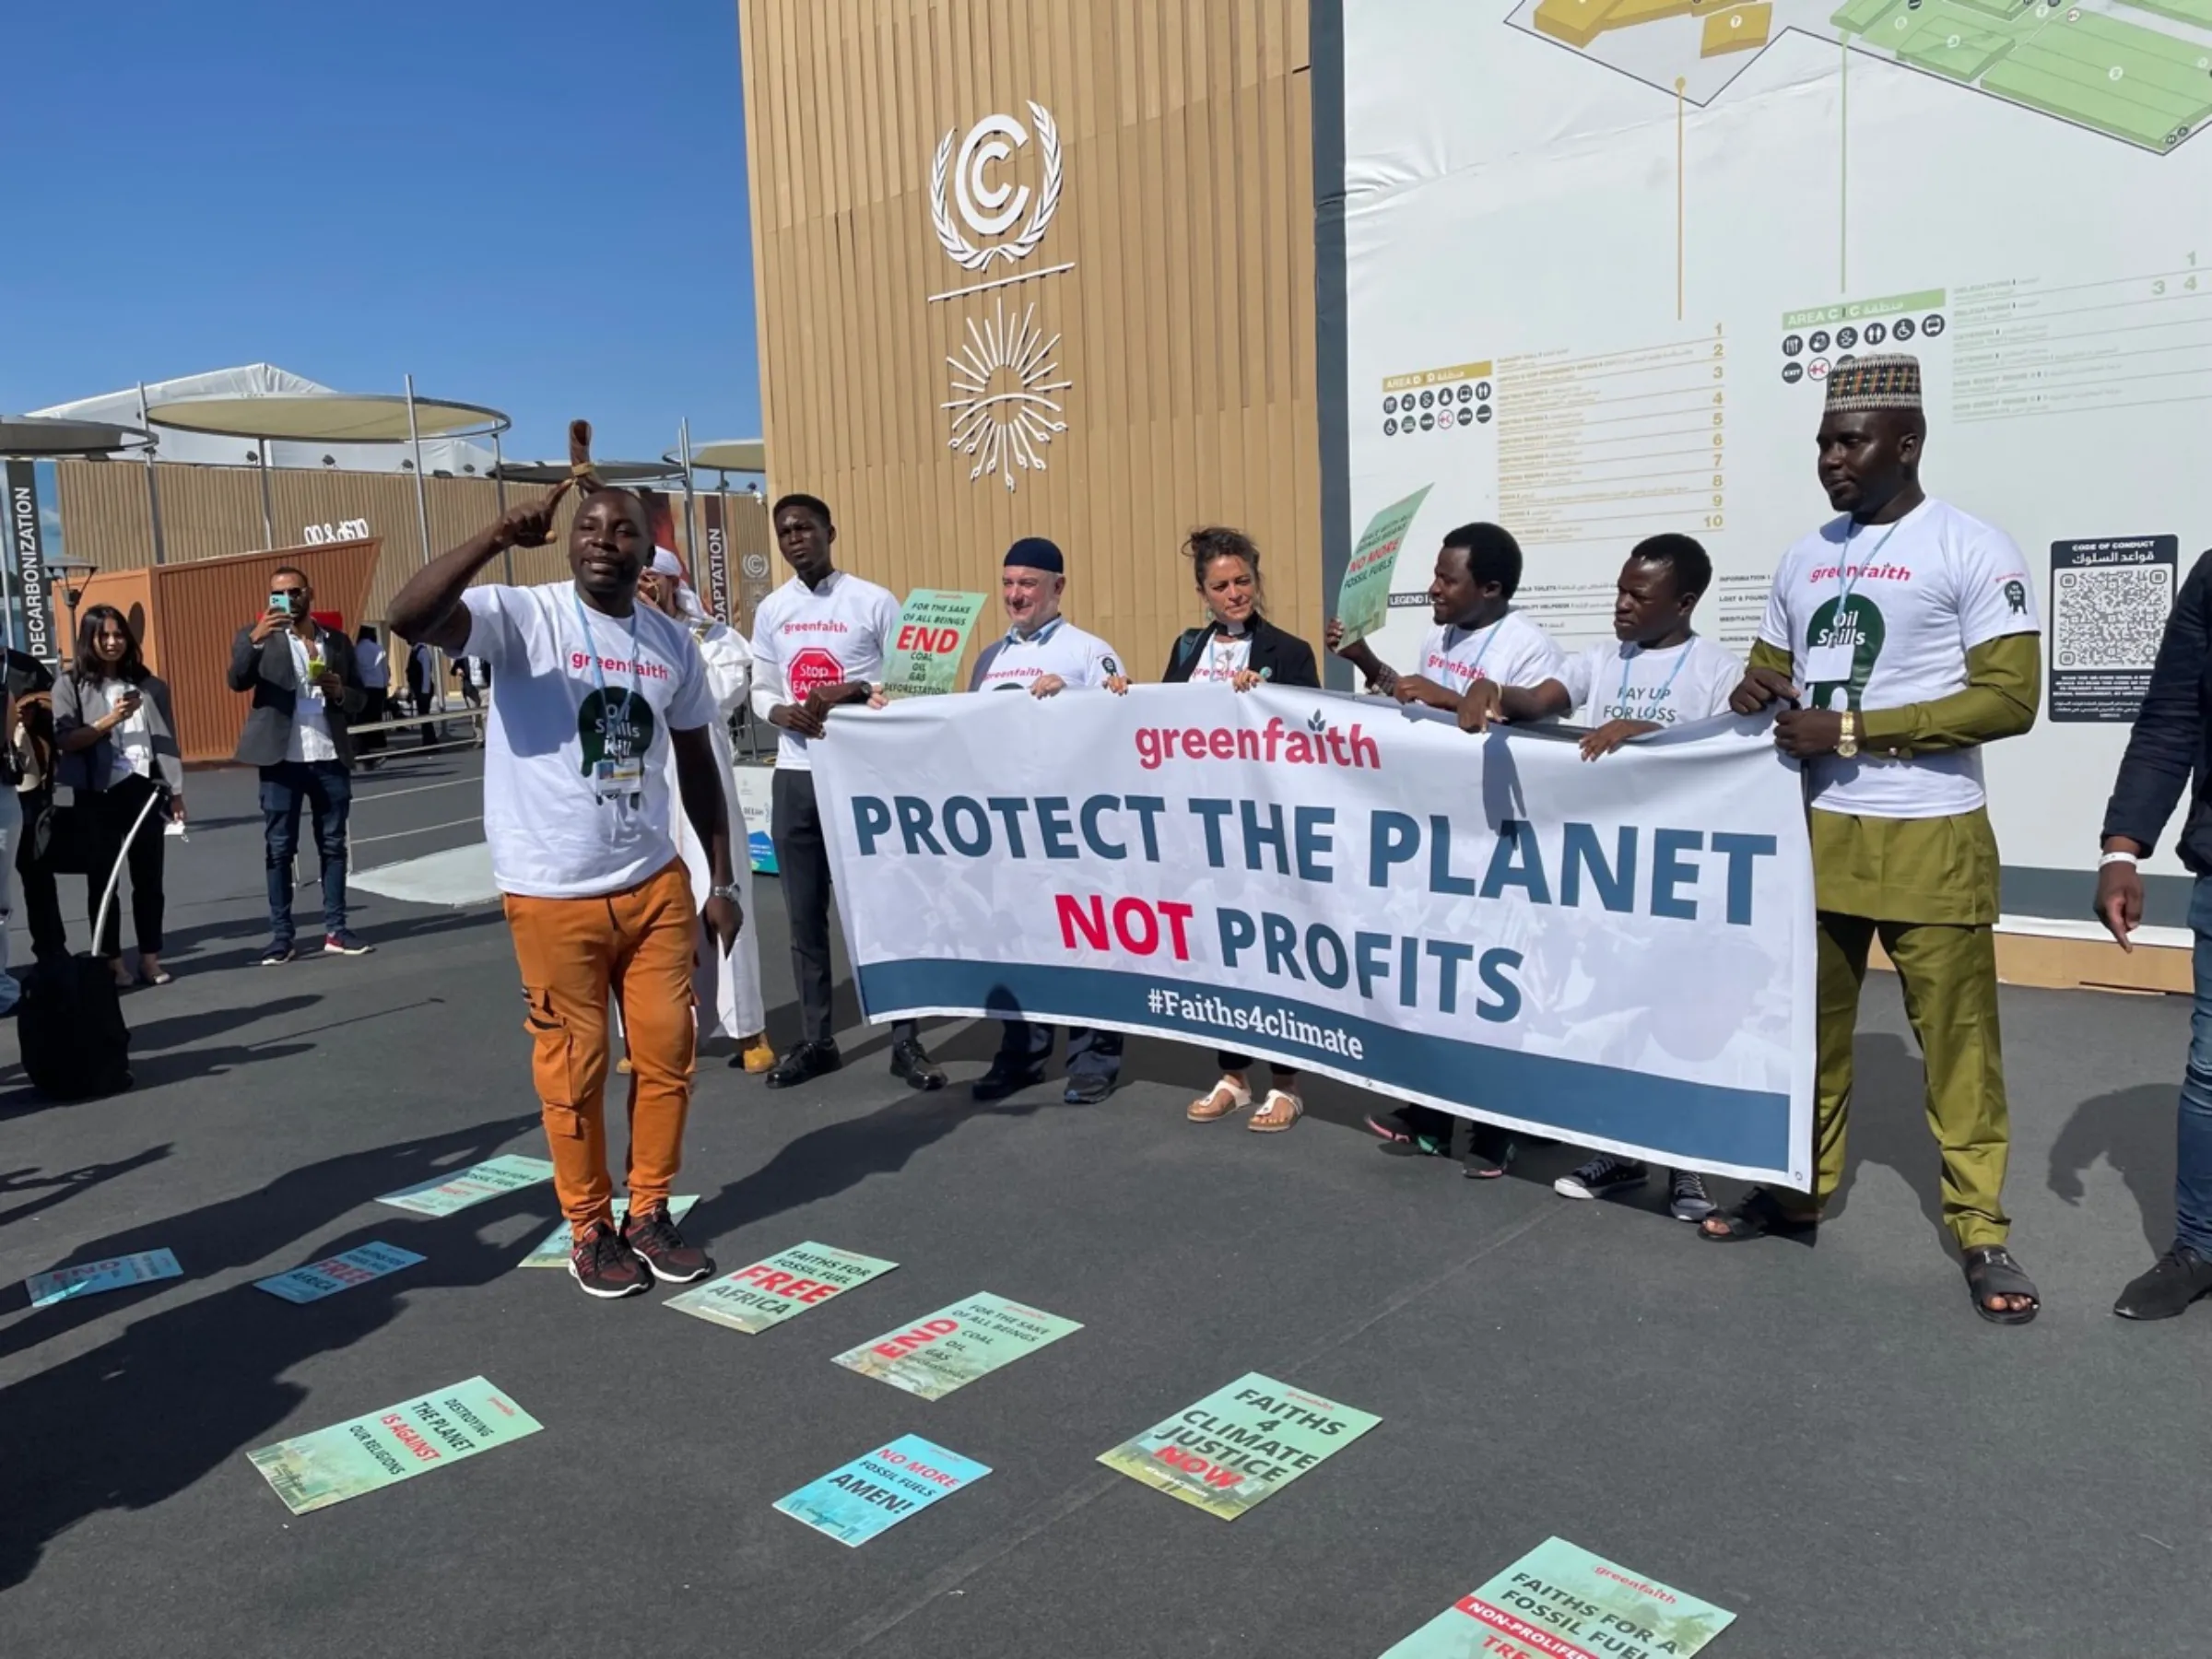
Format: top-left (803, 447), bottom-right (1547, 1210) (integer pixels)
top-left (578, 687), bottom-right (655, 774)
top-left (1806, 594), bottom-right (1886, 712)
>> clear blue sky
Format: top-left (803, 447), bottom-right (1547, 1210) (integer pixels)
top-left (0, 1), bottom-right (759, 465)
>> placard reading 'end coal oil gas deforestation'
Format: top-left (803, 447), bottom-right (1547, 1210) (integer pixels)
top-left (1335, 483), bottom-right (1432, 649)
top-left (773, 1435), bottom-right (989, 1547)
top-left (880, 590), bottom-right (987, 697)
top-left (1378, 1536), bottom-right (1735, 1658)
top-left (832, 1292), bottom-right (1081, 1400)
top-left (254, 1242), bottom-right (425, 1303)
top-left (26, 1249), bottom-right (182, 1310)
top-left (517, 1197), bottom-right (697, 1267)
top-left (1098, 1371), bottom-right (1380, 1521)
top-left (376, 1154), bottom-right (555, 1216)
top-left (666, 1241), bottom-right (898, 1334)
top-left (246, 1376), bottom-right (543, 1516)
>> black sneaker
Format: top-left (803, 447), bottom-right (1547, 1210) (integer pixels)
top-left (257, 942), bottom-right (296, 967)
top-left (765, 1040), bottom-right (841, 1089)
top-left (889, 1037), bottom-right (947, 1092)
top-left (569, 1219), bottom-right (651, 1300)
top-left (621, 1203), bottom-right (714, 1284)
top-left (1668, 1169), bottom-right (1716, 1221)
top-left (971, 1056), bottom-right (1048, 1101)
top-left (1462, 1123), bottom-right (1519, 1180)
top-left (1556, 1153), bottom-right (1648, 1201)
top-left (2114, 1246), bottom-right (2212, 1320)
top-left (1063, 1072), bottom-right (1115, 1105)
top-left (1364, 1104), bottom-right (1452, 1158)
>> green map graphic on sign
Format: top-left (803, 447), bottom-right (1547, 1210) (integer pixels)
top-left (666, 1241), bottom-right (899, 1333)
top-left (1376, 1535), bottom-right (1736, 1658)
top-left (246, 1376), bottom-right (543, 1516)
top-left (1098, 1371), bottom-right (1380, 1521)
top-left (832, 1291), bottom-right (1081, 1399)
top-left (1336, 483), bottom-right (1433, 649)
top-left (881, 590), bottom-right (988, 697)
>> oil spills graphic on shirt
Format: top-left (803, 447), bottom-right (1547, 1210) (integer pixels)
top-left (579, 686), bottom-right (653, 806)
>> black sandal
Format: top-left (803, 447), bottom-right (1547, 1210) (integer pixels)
top-left (1461, 1124), bottom-right (1518, 1180)
top-left (1962, 1245), bottom-right (2040, 1325)
top-left (1698, 1185), bottom-right (1820, 1242)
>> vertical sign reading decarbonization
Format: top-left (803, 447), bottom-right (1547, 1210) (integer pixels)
top-left (702, 496), bottom-right (733, 623)
top-left (5, 461), bottom-right (54, 665)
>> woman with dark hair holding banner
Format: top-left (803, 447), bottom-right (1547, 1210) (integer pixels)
top-left (53, 606), bottom-right (184, 985)
top-left (1161, 526), bottom-right (1320, 1133)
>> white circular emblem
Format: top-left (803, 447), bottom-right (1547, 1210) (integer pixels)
top-left (740, 553), bottom-right (770, 580)
top-left (932, 101), bottom-right (1064, 272)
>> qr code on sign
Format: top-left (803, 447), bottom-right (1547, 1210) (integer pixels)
top-left (2053, 566), bottom-right (2173, 671)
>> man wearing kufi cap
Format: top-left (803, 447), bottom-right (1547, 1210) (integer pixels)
top-left (1717, 355), bottom-right (2045, 1324)
top-left (968, 536), bottom-right (1135, 1105)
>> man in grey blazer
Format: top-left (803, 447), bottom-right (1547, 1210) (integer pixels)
top-left (228, 564), bottom-right (372, 964)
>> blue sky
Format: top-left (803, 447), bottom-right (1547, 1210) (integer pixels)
top-left (0, 2), bottom-right (759, 465)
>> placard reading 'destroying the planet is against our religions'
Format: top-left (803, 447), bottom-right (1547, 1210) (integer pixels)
top-left (773, 1435), bottom-right (990, 1547)
top-left (1376, 1535), bottom-right (1736, 1658)
top-left (1098, 1371), bottom-right (1380, 1521)
top-left (376, 1154), bottom-right (555, 1216)
top-left (254, 1242), bottom-right (425, 1303)
top-left (517, 1197), bottom-right (697, 1267)
top-left (832, 1292), bottom-right (1082, 1400)
top-left (245, 1377), bottom-right (543, 1516)
top-left (665, 1241), bottom-right (899, 1333)
top-left (25, 1249), bottom-right (183, 1310)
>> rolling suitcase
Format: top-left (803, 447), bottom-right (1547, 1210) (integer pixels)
top-left (19, 784), bottom-right (164, 1101)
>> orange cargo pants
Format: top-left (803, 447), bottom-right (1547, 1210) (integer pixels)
top-left (502, 859), bottom-right (697, 1230)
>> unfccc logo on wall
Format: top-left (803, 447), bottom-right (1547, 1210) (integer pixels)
top-left (928, 101), bottom-right (1074, 495)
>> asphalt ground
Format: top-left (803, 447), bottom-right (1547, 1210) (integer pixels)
top-left (4, 745), bottom-right (2209, 1658)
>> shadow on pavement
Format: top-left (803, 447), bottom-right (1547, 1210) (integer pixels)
top-left (2049, 1081), bottom-right (2177, 1256)
top-left (0, 1112), bottom-right (540, 1593)
top-left (0, 1146), bottom-right (174, 1230)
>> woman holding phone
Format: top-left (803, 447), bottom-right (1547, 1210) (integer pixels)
top-left (54, 606), bottom-right (184, 985)
top-left (1160, 526), bottom-right (1321, 1133)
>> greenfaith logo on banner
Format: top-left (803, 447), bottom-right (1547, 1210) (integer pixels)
top-left (882, 590), bottom-right (987, 696)
top-left (1335, 484), bottom-right (1433, 649)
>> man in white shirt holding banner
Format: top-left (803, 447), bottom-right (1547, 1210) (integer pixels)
top-left (1719, 354), bottom-right (2043, 1325)
top-left (968, 536), bottom-right (1135, 1105)
top-left (750, 492), bottom-right (947, 1093)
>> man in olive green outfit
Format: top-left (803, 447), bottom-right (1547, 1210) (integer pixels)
top-left (1715, 355), bottom-right (2041, 1324)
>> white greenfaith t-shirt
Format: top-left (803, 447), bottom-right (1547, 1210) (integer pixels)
top-left (1559, 635), bottom-right (1742, 728)
top-left (462, 582), bottom-right (716, 900)
top-left (1416, 608), bottom-right (1565, 696)
top-left (969, 616), bottom-right (1124, 691)
top-left (747, 570), bottom-right (903, 770)
top-left (1759, 495), bottom-right (2041, 818)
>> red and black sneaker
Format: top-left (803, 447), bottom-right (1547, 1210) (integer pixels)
top-left (622, 1202), bottom-right (714, 1284)
top-left (569, 1218), bottom-right (651, 1300)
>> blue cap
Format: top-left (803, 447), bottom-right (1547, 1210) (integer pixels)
top-left (1004, 536), bottom-right (1065, 573)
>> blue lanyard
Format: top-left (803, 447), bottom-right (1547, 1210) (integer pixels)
top-left (1452, 617), bottom-right (1504, 680)
top-left (1836, 521), bottom-right (1900, 608)
top-left (1618, 640), bottom-right (1693, 706)
top-left (570, 586), bottom-right (642, 711)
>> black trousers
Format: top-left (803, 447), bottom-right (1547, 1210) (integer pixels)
top-left (771, 767), bottom-right (917, 1048)
top-left (15, 791), bottom-right (69, 961)
top-left (85, 772), bottom-right (167, 959)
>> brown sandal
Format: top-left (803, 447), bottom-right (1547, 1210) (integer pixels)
top-left (1187, 1077), bottom-right (1252, 1122)
top-left (1249, 1089), bottom-right (1303, 1133)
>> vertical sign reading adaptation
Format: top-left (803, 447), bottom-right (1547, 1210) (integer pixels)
top-left (1377, 1535), bottom-right (1736, 1658)
top-left (5, 460), bottom-right (54, 665)
top-left (702, 495), bottom-right (733, 624)
top-left (2048, 535), bottom-right (2180, 724)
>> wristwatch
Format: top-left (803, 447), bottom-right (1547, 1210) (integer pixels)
top-left (1836, 710), bottom-right (1860, 759)
top-left (709, 883), bottom-right (744, 903)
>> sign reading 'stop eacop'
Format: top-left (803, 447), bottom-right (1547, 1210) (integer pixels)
top-left (4, 461), bottom-right (53, 665)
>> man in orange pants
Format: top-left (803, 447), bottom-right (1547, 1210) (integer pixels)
top-left (389, 430), bottom-right (741, 1300)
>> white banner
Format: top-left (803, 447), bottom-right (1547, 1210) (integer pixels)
top-left (813, 687), bottom-right (1816, 1185)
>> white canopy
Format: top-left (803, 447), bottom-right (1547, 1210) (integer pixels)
top-left (30, 364), bottom-right (502, 477)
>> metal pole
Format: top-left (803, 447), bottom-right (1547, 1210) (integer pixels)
top-left (137, 381), bottom-right (166, 565)
top-left (491, 430), bottom-right (512, 584)
top-left (257, 439), bottom-right (274, 548)
top-left (405, 372), bottom-right (443, 710)
top-left (678, 418), bottom-right (698, 575)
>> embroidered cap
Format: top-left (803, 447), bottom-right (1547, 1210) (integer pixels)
top-left (1824, 353), bottom-right (1922, 414)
